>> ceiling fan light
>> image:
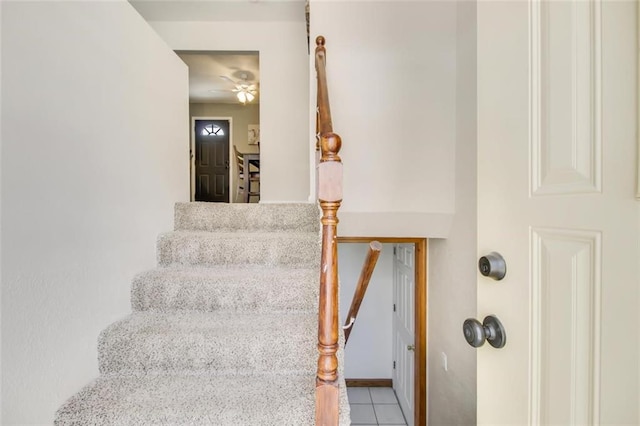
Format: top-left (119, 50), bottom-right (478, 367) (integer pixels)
top-left (246, 92), bottom-right (255, 102)
top-left (237, 91), bottom-right (247, 104)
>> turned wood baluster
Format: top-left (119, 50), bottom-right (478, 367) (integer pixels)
top-left (315, 35), bottom-right (342, 426)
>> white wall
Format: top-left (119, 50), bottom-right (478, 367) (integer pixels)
top-left (312, 2), bottom-right (473, 421)
top-left (0, 0), bottom-right (3, 411)
top-left (1, 1), bottom-right (189, 424)
top-left (144, 7), bottom-right (310, 203)
top-left (339, 243), bottom-right (394, 378)
top-left (310, 1), bottom-right (457, 237)
top-left (427, 2), bottom-right (477, 424)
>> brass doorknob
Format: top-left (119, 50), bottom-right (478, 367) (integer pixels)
top-left (407, 345), bottom-right (415, 351)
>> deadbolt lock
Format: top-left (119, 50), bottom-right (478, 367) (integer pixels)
top-left (407, 345), bottom-right (415, 351)
top-left (463, 315), bottom-right (506, 349)
top-left (478, 252), bottom-right (507, 280)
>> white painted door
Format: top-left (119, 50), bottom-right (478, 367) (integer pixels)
top-left (477, 1), bottom-right (639, 425)
top-left (392, 243), bottom-right (415, 425)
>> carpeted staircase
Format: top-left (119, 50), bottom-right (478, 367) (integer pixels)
top-left (55, 202), bottom-right (350, 425)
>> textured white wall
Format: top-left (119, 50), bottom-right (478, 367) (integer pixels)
top-left (339, 243), bottom-right (394, 378)
top-left (147, 14), bottom-right (310, 203)
top-left (0, 0), bottom-right (3, 411)
top-left (312, 1), bottom-right (473, 419)
top-left (1, 1), bottom-right (189, 424)
top-left (310, 0), bottom-right (457, 237)
top-left (427, 2), bottom-right (477, 424)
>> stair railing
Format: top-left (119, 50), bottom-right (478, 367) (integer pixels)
top-left (314, 35), bottom-right (343, 426)
top-left (342, 241), bottom-right (382, 344)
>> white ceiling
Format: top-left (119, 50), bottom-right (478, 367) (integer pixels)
top-left (130, 0), bottom-right (306, 104)
top-left (129, 0), bottom-right (305, 23)
top-left (176, 52), bottom-right (260, 104)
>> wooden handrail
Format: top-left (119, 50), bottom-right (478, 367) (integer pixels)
top-left (315, 36), bottom-right (333, 135)
top-left (315, 35), bottom-right (343, 426)
top-left (343, 241), bottom-right (382, 344)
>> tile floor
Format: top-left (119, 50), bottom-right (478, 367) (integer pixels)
top-left (347, 387), bottom-right (407, 425)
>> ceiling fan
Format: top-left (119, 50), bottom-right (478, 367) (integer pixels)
top-left (219, 73), bottom-right (258, 105)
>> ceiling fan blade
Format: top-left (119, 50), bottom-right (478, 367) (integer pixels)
top-left (219, 75), bottom-right (238, 85)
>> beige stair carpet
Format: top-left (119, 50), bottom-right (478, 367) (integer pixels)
top-left (55, 202), bottom-right (350, 425)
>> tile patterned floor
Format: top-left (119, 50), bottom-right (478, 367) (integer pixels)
top-left (347, 387), bottom-right (407, 425)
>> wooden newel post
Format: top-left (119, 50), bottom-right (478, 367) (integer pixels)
top-left (317, 199), bottom-right (340, 382)
top-left (316, 131), bottom-right (343, 426)
top-left (315, 35), bottom-right (343, 426)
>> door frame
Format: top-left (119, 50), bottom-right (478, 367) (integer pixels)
top-left (337, 236), bottom-right (427, 426)
top-left (191, 116), bottom-right (234, 202)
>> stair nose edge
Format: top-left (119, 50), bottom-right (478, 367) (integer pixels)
top-left (174, 202), bottom-right (321, 232)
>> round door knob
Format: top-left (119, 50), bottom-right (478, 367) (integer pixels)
top-left (463, 315), bottom-right (506, 349)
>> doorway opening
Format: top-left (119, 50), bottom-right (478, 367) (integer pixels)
top-left (338, 237), bottom-right (427, 426)
top-left (193, 118), bottom-right (231, 202)
top-left (175, 51), bottom-right (260, 202)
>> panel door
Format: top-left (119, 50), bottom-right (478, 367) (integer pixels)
top-left (477, 1), bottom-right (638, 424)
top-left (392, 243), bottom-right (415, 425)
top-left (194, 119), bottom-right (230, 202)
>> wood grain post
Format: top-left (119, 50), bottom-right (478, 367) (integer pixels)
top-left (316, 135), bottom-right (342, 426)
top-left (315, 35), bottom-right (342, 426)
top-left (316, 198), bottom-right (340, 426)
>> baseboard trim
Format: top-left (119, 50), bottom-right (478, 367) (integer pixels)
top-left (345, 379), bottom-right (392, 388)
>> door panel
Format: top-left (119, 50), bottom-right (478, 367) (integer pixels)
top-left (532, 0), bottom-right (601, 195)
top-left (195, 119), bottom-right (230, 202)
top-left (393, 243), bottom-right (414, 425)
top-left (530, 228), bottom-right (600, 425)
top-left (477, 1), bottom-right (638, 424)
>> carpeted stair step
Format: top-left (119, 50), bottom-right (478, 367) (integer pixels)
top-left (55, 374), bottom-right (315, 425)
top-left (157, 231), bottom-right (320, 267)
top-left (55, 201), bottom-right (352, 425)
top-left (174, 202), bottom-right (320, 233)
top-left (98, 312), bottom-right (317, 375)
top-left (131, 266), bottom-right (319, 312)
top-left (55, 372), bottom-right (350, 426)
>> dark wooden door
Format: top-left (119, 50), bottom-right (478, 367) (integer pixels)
top-left (194, 119), bottom-right (230, 202)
